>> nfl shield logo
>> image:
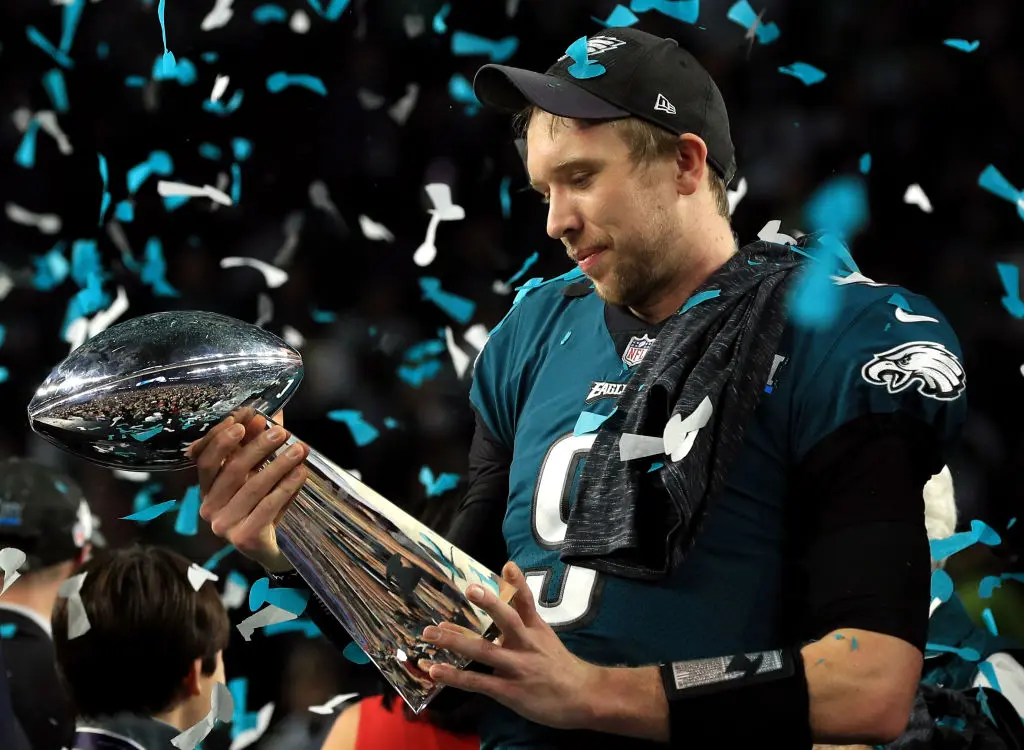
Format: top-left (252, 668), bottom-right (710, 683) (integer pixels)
top-left (622, 334), bottom-right (655, 368)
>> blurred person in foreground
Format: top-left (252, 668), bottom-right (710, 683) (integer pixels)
top-left (0, 458), bottom-right (95, 750)
top-left (52, 545), bottom-right (229, 749)
top-left (190, 25), bottom-right (970, 749)
top-left (815, 467), bottom-right (1024, 750)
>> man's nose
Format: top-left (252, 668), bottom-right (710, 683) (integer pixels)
top-left (546, 192), bottom-right (582, 241)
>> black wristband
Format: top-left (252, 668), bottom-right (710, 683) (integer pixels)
top-left (659, 647), bottom-right (812, 747)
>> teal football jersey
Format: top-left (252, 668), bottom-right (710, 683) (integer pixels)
top-left (468, 261), bottom-right (967, 749)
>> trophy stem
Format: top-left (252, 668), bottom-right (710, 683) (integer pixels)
top-left (262, 427), bottom-right (509, 713)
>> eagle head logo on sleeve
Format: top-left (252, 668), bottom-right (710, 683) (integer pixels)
top-left (861, 341), bottom-right (966, 401)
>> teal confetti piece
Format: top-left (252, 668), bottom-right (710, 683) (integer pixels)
top-left (679, 289), bottom-right (721, 314)
top-left (504, 252), bottom-right (539, 287)
top-left (977, 164), bottom-right (1024, 222)
top-left (630, 0), bottom-right (700, 24)
top-left (174, 485), bottom-right (201, 536)
top-left (156, 0), bottom-right (177, 76)
top-left (263, 618), bottom-right (321, 637)
top-left (97, 42), bottom-right (109, 59)
top-left (115, 200), bottom-right (134, 222)
top-left (565, 36), bottom-right (606, 80)
top-left (42, 69), bottom-right (70, 112)
top-left (14, 120), bottom-right (40, 169)
top-left (203, 545), bottom-right (236, 570)
top-left (451, 32), bottom-right (519, 63)
top-left (267, 72), bottom-right (328, 96)
top-left (203, 90), bottom-right (244, 115)
top-left (931, 568), bottom-right (954, 602)
top-left (887, 293), bottom-right (911, 311)
top-left (253, 5), bottom-right (288, 23)
top-left (327, 410), bottom-right (380, 446)
top-left (979, 575), bottom-right (1004, 599)
top-left (851, 636), bottom-right (858, 650)
top-left (560, 331), bottom-right (572, 345)
top-left (201, 51), bottom-right (218, 63)
top-left (789, 246), bottom-right (840, 329)
top-left (726, 1), bottom-right (780, 44)
top-left (125, 76), bottom-right (147, 88)
top-left (307, 0), bottom-right (351, 20)
top-left (71, 239), bottom-right (103, 287)
top-left (859, 153), bottom-right (871, 174)
top-left (248, 576), bottom-right (309, 615)
top-left (593, 5), bottom-right (640, 27)
top-left (805, 176), bottom-right (869, 239)
top-left (1009, 517), bottom-right (1017, 529)
top-left (977, 660), bottom-right (1003, 695)
top-left (419, 278), bottom-right (476, 323)
top-left (0, 325), bottom-right (6, 349)
top-left (60, 0), bottom-right (87, 53)
top-left (0, 369), bottom-right (8, 385)
top-left (140, 237), bottom-right (180, 297)
top-left (448, 74), bottom-right (481, 115)
top-left (231, 138), bottom-right (253, 161)
top-left (648, 462), bottom-right (664, 472)
top-left (383, 417), bottom-right (400, 429)
top-left (131, 481), bottom-right (161, 515)
top-left (419, 466), bottom-right (460, 498)
top-left (397, 360), bottom-right (443, 387)
top-left (778, 62), bottom-right (826, 85)
top-left (231, 163), bottom-right (242, 203)
top-left (122, 499), bottom-right (179, 522)
top-left (996, 263), bottom-right (1024, 319)
top-left (343, 641), bottom-right (370, 664)
top-left (152, 55), bottom-right (195, 85)
top-left (228, 678), bottom-right (258, 739)
top-left (33, 244), bottom-right (70, 291)
top-left (976, 686), bottom-right (996, 726)
top-left (944, 39), bottom-right (979, 53)
top-left (936, 717), bottom-right (967, 731)
top-left (198, 143), bottom-right (222, 160)
top-left (26, 27), bottom-right (74, 69)
top-left (573, 409), bottom-right (613, 436)
top-left (433, 4), bottom-right (451, 33)
top-left (126, 151), bottom-right (173, 194)
top-left (981, 608), bottom-right (999, 636)
top-left (310, 308), bottom-right (337, 323)
top-left (0, 624), bottom-right (16, 639)
top-left (98, 154), bottom-right (112, 226)
top-left (929, 519), bottom-right (1002, 561)
top-left (499, 176), bottom-right (512, 218)
top-left (404, 339), bottom-right (446, 362)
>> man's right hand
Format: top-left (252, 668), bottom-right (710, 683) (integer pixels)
top-left (188, 408), bottom-right (309, 573)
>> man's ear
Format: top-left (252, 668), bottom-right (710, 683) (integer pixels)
top-left (673, 133), bottom-right (709, 197)
top-left (181, 657), bottom-right (204, 698)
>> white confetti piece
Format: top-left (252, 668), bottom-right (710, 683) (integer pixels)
top-left (308, 692), bottom-right (360, 715)
top-left (219, 257), bottom-right (289, 288)
top-left (65, 286), bottom-right (130, 351)
top-left (58, 572), bottom-right (91, 639)
top-left (444, 326), bottom-right (471, 378)
top-left (237, 604), bottom-right (298, 641)
top-left (113, 470), bottom-right (152, 482)
top-left (273, 211), bottom-right (304, 267)
top-left (0, 270), bottom-right (13, 302)
top-left (220, 575), bottom-right (248, 610)
top-left (414, 184), bottom-right (465, 266)
top-left (757, 219), bottom-right (798, 246)
top-left (618, 434), bottom-right (663, 461)
top-left (229, 702), bottom-right (274, 750)
top-left (904, 183), bottom-right (933, 213)
top-left (171, 681), bottom-right (233, 750)
top-left (358, 215), bottom-right (395, 242)
top-left (356, 89), bottom-right (385, 110)
top-left (210, 75), bottom-right (230, 102)
top-left (403, 14), bottom-right (425, 37)
top-left (309, 180), bottom-right (340, 217)
top-left (290, 9), bottom-right (310, 33)
top-left (187, 563), bottom-right (220, 592)
top-left (158, 181), bottom-right (233, 206)
top-left (255, 293), bottom-right (273, 328)
top-left (663, 396), bottom-right (713, 462)
top-left (12, 108), bottom-right (32, 131)
top-left (6, 203), bottom-right (62, 234)
top-left (727, 177), bottom-right (748, 216)
top-left (282, 325), bottom-right (305, 349)
top-left (929, 596), bottom-right (943, 617)
top-left (201, 0), bottom-right (234, 31)
top-left (388, 83), bottom-right (420, 125)
top-left (73, 500), bottom-right (94, 548)
top-left (0, 548), bottom-right (27, 595)
top-left (463, 323), bottom-right (489, 353)
top-left (35, 112), bottom-right (73, 154)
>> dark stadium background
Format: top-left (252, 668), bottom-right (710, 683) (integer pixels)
top-left (1, 0), bottom-right (1021, 746)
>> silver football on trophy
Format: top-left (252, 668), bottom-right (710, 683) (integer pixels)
top-left (27, 311), bottom-right (303, 470)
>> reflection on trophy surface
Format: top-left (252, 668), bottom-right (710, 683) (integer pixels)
top-left (26, 310), bottom-right (515, 712)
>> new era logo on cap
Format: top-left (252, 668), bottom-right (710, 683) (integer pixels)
top-left (654, 93), bottom-right (676, 115)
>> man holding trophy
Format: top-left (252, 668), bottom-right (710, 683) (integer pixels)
top-left (28, 27), bottom-right (968, 750)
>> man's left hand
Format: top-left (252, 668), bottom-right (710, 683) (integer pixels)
top-left (419, 561), bottom-right (600, 731)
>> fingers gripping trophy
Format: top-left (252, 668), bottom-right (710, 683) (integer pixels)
top-left (27, 311), bottom-right (515, 712)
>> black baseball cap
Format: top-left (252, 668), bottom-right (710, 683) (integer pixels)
top-left (473, 27), bottom-right (737, 185)
top-left (0, 459), bottom-right (96, 571)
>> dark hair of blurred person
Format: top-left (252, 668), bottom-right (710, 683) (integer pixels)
top-left (52, 544), bottom-right (230, 749)
top-left (0, 458), bottom-right (95, 750)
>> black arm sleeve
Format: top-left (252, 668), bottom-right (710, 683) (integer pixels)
top-left (792, 412), bottom-right (943, 652)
